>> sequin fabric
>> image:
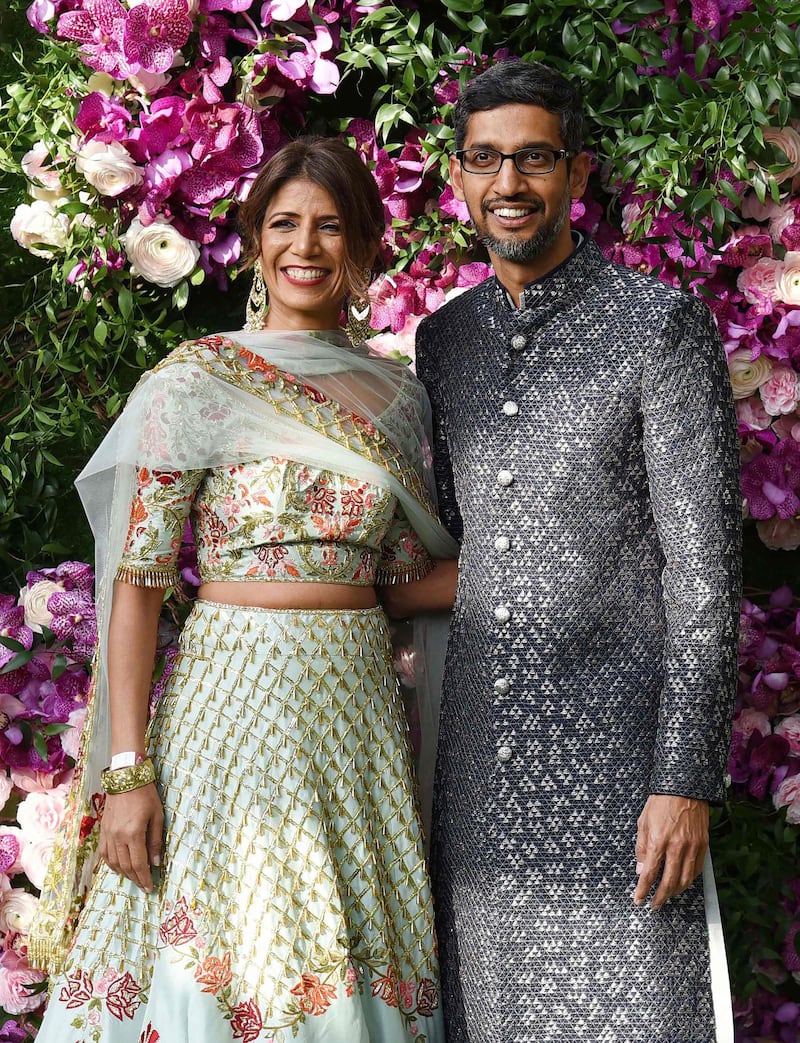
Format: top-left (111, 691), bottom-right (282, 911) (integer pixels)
top-left (415, 236), bottom-right (742, 1043)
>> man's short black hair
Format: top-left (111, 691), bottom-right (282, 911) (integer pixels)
top-left (453, 60), bottom-right (584, 153)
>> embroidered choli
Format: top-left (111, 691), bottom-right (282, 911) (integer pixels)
top-left (116, 338), bottom-right (434, 589)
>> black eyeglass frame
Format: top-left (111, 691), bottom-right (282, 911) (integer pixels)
top-left (454, 147), bottom-right (576, 175)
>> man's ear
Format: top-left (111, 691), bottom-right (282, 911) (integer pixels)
top-left (569, 151), bottom-right (591, 200)
top-left (449, 154), bottom-right (466, 202)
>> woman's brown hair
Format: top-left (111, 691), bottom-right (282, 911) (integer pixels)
top-left (238, 135), bottom-right (385, 297)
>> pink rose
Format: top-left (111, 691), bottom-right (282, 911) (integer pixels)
top-left (764, 126), bottom-right (800, 183)
top-left (737, 257), bottom-right (782, 311)
top-left (775, 716), bottom-right (800, 755)
top-left (61, 706), bottom-right (88, 761)
top-left (17, 785), bottom-right (68, 842)
top-left (758, 517), bottom-right (800, 551)
top-left (761, 366), bottom-right (799, 416)
top-left (733, 708), bottom-right (772, 744)
top-left (20, 835), bottom-right (56, 890)
top-left (736, 397), bottom-right (773, 431)
top-left (0, 951), bottom-right (46, 1015)
top-left (767, 200), bottom-right (798, 241)
top-left (773, 774), bottom-right (800, 824)
top-left (368, 314), bottom-right (422, 366)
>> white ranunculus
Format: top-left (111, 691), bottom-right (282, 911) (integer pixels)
top-left (727, 348), bottom-right (773, 400)
top-left (776, 251), bottom-right (800, 305)
top-left (122, 216), bottom-right (200, 287)
top-left (75, 140), bottom-right (144, 198)
top-left (764, 126), bottom-right (800, 183)
top-left (9, 200), bottom-right (69, 257)
top-left (0, 889), bottom-right (39, 935)
top-left (18, 579), bottom-right (62, 632)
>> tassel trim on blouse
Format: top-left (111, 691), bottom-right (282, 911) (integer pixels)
top-left (375, 556), bottom-right (435, 586)
top-left (115, 564), bottom-right (180, 588)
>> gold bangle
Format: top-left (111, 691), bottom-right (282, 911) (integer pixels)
top-left (101, 757), bottom-right (156, 795)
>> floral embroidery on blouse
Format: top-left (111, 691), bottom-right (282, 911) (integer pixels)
top-left (117, 461), bottom-right (432, 588)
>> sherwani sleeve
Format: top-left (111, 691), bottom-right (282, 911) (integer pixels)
top-left (415, 320), bottom-right (463, 544)
top-left (641, 294), bottom-right (741, 804)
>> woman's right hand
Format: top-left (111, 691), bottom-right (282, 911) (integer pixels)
top-left (100, 785), bottom-right (164, 893)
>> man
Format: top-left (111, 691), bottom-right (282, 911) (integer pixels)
top-left (414, 61), bottom-right (741, 1042)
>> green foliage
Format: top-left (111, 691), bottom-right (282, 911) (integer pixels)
top-left (712, 799), bottom-right (800, 999)
top-left (342, 0), bottom-right (800, 241)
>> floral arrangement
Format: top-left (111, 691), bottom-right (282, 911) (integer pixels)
top-left (5, 0), bottom-right (800, 1038)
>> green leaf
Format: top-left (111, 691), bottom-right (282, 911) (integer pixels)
top-left (33, 730), bottom-right (48, 761)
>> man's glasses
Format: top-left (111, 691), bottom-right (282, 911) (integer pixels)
top-left (455, 147), bottom-right (575, 176)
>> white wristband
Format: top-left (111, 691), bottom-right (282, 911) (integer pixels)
top-left (109, 751), bottom-right (141, 770)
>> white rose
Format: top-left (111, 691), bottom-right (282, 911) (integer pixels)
top-left (9, 200), bottom-right (69, 257)
top-left (776, 251), bottom-right (800, 305)
top-left (727, 348), bottom-right (773, 399)
top-left (18, 579), bottom-right (62, 633)
top-left (75, 140), bottom-right (144, 198)
top-left (764, 126), bottom-right (800, 183)
top-left (0, 890), bottom-right (39, 935)
top-left (122, 216), bottom-right (200, 287)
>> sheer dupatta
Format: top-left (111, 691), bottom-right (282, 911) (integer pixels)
top-left (28, 329), bottom-right (457, 974)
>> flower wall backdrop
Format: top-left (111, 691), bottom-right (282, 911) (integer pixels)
top-left (3, 0), bottom-right (800, 1038)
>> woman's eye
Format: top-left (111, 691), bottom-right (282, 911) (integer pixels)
top-left (270, 219), bottom-right (294, 229)
top-left (321, 222), bottom-right (341, 233)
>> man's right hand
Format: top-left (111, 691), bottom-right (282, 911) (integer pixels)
top-left (100, 785), bottom-right (164, 893)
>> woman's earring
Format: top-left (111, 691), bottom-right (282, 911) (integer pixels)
top-left (345, 268), bottom-right (373, 345)
top-left (244, 259), bottom-right (268, 331)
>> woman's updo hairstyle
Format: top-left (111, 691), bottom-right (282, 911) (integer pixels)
top-left (238, 135), bottom-right (385, 298)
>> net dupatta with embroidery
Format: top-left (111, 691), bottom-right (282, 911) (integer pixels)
top-left (28, 329), bottom-right (458, 974)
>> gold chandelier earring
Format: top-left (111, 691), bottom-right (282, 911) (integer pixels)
top-left (345, 268), bottom-right (373, 346)
top-left (244, 258), bottom-right (268, 331)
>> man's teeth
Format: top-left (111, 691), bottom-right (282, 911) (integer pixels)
top-left (493, 207), bottom-right (533, 218)
top-left (285, 267), bottom-right (327, 280)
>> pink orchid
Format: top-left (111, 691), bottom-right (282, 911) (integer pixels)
top-left (57, 0), bottom-right (129, 77)
top-left (124, 0), bottom-right (193, 74)
top-left (74, 92), bottom-right (133, 143)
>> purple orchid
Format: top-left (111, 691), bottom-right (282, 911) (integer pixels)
top-left (74, 92), bottom-right (133, 144)
top-left (123, 0), bottom-right (193, 75)
top-left (741, 440), bottom-right (800, 519)
top-left (57, 0), bottom-right (129, 78)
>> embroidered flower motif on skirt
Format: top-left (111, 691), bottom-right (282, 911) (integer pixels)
top-left (228, 998), bottom-right (263, 1043)
top-left (59, 965), bottom-right (147, 1026)
top-left (289, 972), bottom-right (338, 1016)
top-left (194, 951), bottom-right (233, 995)
top-left (370, 964), bottom-right (399, 1007)
top-left (158, 896), bottom-right (198, 946)
top-left (138, 1021), bottom-right (159, 1043)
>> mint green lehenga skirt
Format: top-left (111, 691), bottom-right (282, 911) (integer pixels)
top-left (37, 601), bottom-right (444, 1043)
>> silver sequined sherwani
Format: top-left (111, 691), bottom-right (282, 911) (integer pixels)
top-left (415, 236), bottom-right (741, 1043)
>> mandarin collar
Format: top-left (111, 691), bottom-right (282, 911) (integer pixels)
top-left (492, 233), bottom-right (606, 316)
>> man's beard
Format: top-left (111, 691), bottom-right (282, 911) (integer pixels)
top-left (476, 190), bottom-right (571, 263)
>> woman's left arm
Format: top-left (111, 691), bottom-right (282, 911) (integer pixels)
top-left (379, 558), bottom-right (458, 618)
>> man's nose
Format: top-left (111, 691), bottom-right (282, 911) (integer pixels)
top-left (493, 155), bottom-right (530, 195)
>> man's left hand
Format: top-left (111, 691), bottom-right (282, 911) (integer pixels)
top-left (633, 794), bottom-right (709, 910)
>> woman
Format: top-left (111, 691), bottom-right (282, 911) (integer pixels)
top-left (30, 136), bottom-right (458, 1043)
